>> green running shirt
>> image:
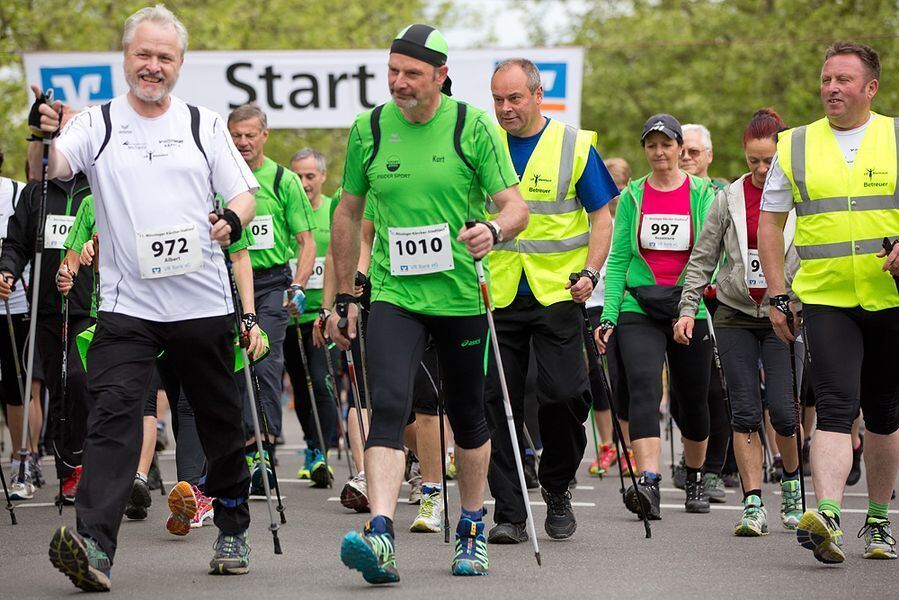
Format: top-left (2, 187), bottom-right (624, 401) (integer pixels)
top-left (341, 96), bottom-right (518, 316)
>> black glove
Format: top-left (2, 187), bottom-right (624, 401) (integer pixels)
top-left (28, 90), bottom-right (60, 139)
top-left (221, 208), bottom-right (243, 245)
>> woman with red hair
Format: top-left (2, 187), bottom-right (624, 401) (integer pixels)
top-left (674, 109), bottom-right (803, 537)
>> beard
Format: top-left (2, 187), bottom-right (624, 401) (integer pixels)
top-left (126, 68), bottom-right (177, 103)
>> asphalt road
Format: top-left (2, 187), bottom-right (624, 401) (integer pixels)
top-left (1, 416), bottom-right (895, 599)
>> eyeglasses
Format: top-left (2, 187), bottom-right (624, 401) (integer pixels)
top-left (684, 147), bottom-right (708, 158)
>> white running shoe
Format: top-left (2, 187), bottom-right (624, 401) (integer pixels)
top-left (410, 489), bottom-right (444, 533)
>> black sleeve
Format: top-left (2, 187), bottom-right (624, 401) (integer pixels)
top-left (0, 183), bottom-right (37, 281)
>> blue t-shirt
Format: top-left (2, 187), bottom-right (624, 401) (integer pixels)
top-left (506, 117), bottom-right (618, 295)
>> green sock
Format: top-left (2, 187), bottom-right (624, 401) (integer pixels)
top-left (868, 500), bottom-right (889, 520)
top-left (818, 498), bottom-right (841, 522)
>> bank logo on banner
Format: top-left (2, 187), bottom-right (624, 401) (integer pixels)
top-left (535, 62), bottom-right (567, 112)
top-left (40, 65), bottom-right (114, 105)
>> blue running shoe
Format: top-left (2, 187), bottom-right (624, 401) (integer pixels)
top-left (340, 524), bottom-right (399, 584)
top-left (49, 526), bottom-right (112, 592)
top-left (452, 518), bottom-right (489, 576)
top-left (249, 451), bottom-right (274, 496)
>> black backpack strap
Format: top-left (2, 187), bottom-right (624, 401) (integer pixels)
top-left (454, 102), bottom-right (475, 172)
top-left (92, 102), bottom-right (113, 162)
top-left (273, 164), bottom-right (284, 203)
top-left (10, 180), bottom-right (18, 207)
top-left (365, 104), bottom-right (385, 172)
top-left (187, 104), bottom-right (208, 165)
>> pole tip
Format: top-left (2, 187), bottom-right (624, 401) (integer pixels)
top-left (273, 534), bottom-right (283, 555)
top-left (535, 552), bottom-right (542, 566)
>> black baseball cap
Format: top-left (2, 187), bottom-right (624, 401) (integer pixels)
top-left (641, 114), bottom-right (683, 144)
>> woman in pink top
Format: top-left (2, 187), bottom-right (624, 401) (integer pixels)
top-left (598, 114), bottom-right (716, 520)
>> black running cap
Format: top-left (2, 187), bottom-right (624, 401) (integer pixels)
top-left (641, 114), bottom-right (683, 144)
top-left (390, 24), bottom-right (448, 67)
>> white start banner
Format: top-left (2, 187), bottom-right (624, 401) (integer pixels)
top-left (22, 47), bottom-right (583, 128)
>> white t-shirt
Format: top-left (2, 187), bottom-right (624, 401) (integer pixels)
top-left (56, 95), bottom-right (258, 322)
top-left (0, 177), bottom-right (30, 315)
top-left (761, 114), bottom-right (873, 213)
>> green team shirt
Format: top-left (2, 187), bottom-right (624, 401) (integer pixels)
top-left (294, 193), bottom-right (333, 324)
top-left (248, 157), bottom-right (315, 270)
top-left (341, 96), bottom-right (517, 316)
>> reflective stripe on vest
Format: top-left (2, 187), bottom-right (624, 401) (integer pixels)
top-left (780, 114), bottom-right (899, 309)
top-left (487, 119), bottom-right (594, 308)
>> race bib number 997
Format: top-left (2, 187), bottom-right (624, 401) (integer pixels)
top-left (388, 223), bottom-right (454, 276)
top-left (640, 214), bottom-right (691, 251)
top-left (746, 249), bottom-right (767, 289)
top-left (136, 224), bottom-right (203, 279)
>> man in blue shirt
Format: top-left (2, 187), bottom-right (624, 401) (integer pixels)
top-left (485, 58), bottom-right (617, 544)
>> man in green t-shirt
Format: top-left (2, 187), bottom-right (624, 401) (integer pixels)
top-left (327, 24), bottom-right (528, 582)
top-left (227, 104), bottom-right (316, 494)
top-left (284, 147), bottom-right (339, 486)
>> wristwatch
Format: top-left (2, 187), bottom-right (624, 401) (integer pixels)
top-left (580, 267), bottom-right (600, 288)
top-left (241, 312), bottom-right (257, 331)
top-left (486, 220), bottom-right (504, 243)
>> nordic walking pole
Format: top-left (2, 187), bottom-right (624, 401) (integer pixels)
top-left (57, 295), bottom-right (69, 515)
top-left (336, 303), bottom-right (368, 447)
top-left (294, 322), bottom-right (332, 488)
top-left (322, 340), bottom-right (355, 477)
top-left (588, 406), bottom-right (601, 476)
top-left (20, 90), bottom-right (53, 513)
top-left (522, 423), bottom-right (540, 469)
top-left (215, 203), bottom-right (282, 554)
top-left (465, 221), bottom-right (541, 566)
top-left (571, 273), bottom-right (651, 538)
top-left (705, 315), bottom-right (741, 492)
top-left (246, 358), bottom-right (287, 523)
top-left (1, 242), bottom-right (26, 406)
top-left (353, 272), bottom-right (374, 425)
top-left (438, 396), bottom-right (451, 543)
top-left (782, 305), bottom-right (806, 514)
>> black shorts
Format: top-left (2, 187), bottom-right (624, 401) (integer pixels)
top-left (365, 301), bottom-right (489, 450)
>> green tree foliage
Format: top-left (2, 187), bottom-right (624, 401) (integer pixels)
top-left (561, 0), bottom-right (899, 179)
top-left (0, 0), bottom-right (437, 188)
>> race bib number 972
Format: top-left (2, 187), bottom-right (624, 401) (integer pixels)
top-left (136, 224), bottom-right (203, 279)
top-left (640, 214), bottom-right (691, 251)
top-left (746, 249), bottom-right (767, 289)
top-left (388, 223), bottom-right (454, 276)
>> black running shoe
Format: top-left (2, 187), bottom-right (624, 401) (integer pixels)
top-left (486, 521), bottom-right (529, 544)
top-left (624, 474), bottom-right (662, 520)
top-left (685, 472), bottom-right (710, 513)
top-left (542, 488), bottom-right (576, 539)
top-left (124, 475), bottom-right (152, 520)
top-left (846, 435), bottom-right (863, 486)
top-left (524, 454), bottom-right (539, 490)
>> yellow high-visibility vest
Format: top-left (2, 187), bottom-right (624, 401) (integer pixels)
top-left (778, 113), bottom-right (899, 310)
top-left (487, 119), bottom-right (596, 308)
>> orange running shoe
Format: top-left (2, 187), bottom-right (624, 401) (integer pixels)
top-left (166, 481), bottom-right (198, 536)
top-left (599, 444), bottom-right (618, 471)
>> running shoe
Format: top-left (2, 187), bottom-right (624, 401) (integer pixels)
top-left (191, 487), bottom-right (215, 528)
top-left (446, 451), bottom-right (457, 480)
top-left (846, 436), bottom-right (863, 487)
top-left (340, 527), bottom-right (400, 584)
top-left (166, 481), bottom-right (198, 536)
top-left (780, 478), bottom-right (803, 530)
top-left (619, 449), bottom-right (637, 477)
top-left (248, 450), bottom-right (275, 496)
top-left (340, 472), bottom-right (370, 512)
top-left (49, 525), bottom-right (111, 592)
top-left (487, 521), bottom-right (529, 544)
top-left (734, 495), bottom-right (768, 537)
top-left (624, 473), bottom-right (662, 520)
top-left (599, 443), bottom-right (618, 472)
top-left (452, 518), bottom-right (489, 576)
top-left (684, 472), bottom-right (710, 513)
top-left (588, 457), bottom-right (605, 477)
top-left (59, 465), bottom-right (82, 505)
top-left (769, 454), bottom-right (783, 484)
top-left (858, 517), bottom-right (896, 559)
top-left (124, 474), bottom-right (152, 520)
top-left (672, 455), bottom-right (686, 490)
top-left (797, 510), bottom-right (845, 564)
top-left (209, 530), bottom-right (250, 575)
top-left (543, 488), bottom-right (577, 539)
top-left (9, 463), bottom-right (34, 501)
top-left (297, 448), bottom-right (313, 480)
top-left (721, 471), bottom-right (741, 488)
top-left (704, 472), bottom-right (727, 504)
top-left (410, 488), bottom-right (444, 533)
top-left (308, 448), bottom-right (334, 488)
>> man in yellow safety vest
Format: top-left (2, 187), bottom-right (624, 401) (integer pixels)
top-left (759, 41), bottom-right (899, 565)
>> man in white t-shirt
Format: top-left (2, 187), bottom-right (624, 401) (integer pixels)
top-left (31, 6), bottom-right (258, 591)
top-left (759, 41), bottom-right (899, 565)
